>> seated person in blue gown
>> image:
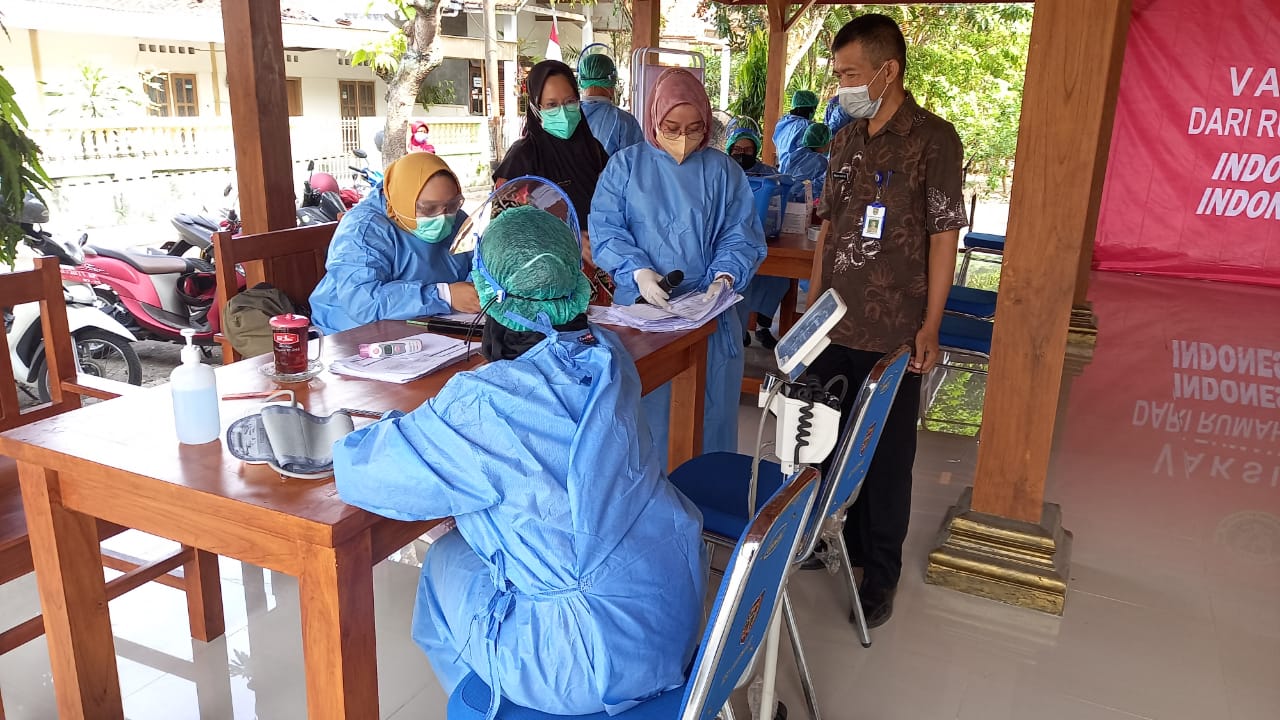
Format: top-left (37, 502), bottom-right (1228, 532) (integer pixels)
top-left (726, 128), bottom-right (777, 177)
top-left (310, 152), bottom-right (480, 333)
top-left (781, 123), bottom-right (831, 202)
top-left (333, 206), bottom-right (707, 718)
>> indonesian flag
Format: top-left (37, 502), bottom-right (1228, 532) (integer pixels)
top-left (546, 7), bottom-right (562, 62)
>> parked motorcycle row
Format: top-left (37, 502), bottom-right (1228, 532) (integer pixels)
top-left (8, 149), bottom-right (378, 402)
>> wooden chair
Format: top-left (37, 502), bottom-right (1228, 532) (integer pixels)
top-left (212, 222), bottom-right (337, 363)
top-left (0, 257), bottom-right (224, 718)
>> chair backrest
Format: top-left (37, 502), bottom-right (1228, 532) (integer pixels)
top-left (797, 345), bottom-right (912, 559)
top-left (0, 257), bottom-right (83, 429)
top-left (213, 222), bottom-right (336, 362)
top-left (679, 466), bottom-right (819, 720)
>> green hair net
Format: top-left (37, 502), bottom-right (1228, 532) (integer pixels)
top-left (471, 205), bottom-right (592, 332)
top-left (791, 90), bottom-right (819, 109)
top-left (802, 123), bottom-right (831, 149)
top-left (579, 53), bottom-right (618, 89)
top-left (726, 129), bottom-right (762, 155)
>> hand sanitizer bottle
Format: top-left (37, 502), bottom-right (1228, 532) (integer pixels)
top-left (171, 328), bottom-right (220, 444)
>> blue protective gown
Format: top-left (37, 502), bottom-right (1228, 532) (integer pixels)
top-left (780, 147), bottom-right (828, 201)
top-left (825, 98), bottom-right (854, 137)
top-left (740, 160), bottom-right (788, 325)
top-left (309, 190), bottom-right (473, 333)
top-left (581, 97), bottom-right (645, 157)
top-left (590, 142), bottom-right (767, 464)
top-left (743, 160), bottom-right (778, 177)
top-left (334, 325), bottom-right (706, 718)
top-left (772, 114), bottom-right (812, 169)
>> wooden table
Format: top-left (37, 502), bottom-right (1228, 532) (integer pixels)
top-left (744, 231), bottom-right (817, 393)
top-left (1, 319), bottom-right (711, 720)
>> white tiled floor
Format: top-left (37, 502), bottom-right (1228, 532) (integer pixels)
top-left (3, 271), bottom-right (1280, 719)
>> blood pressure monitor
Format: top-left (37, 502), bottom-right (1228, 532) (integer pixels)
top-left (775, 289), bottom-right (847, 381)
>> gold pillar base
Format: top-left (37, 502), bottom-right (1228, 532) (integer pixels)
top-left (925, 487), bottom-right (1073, 615)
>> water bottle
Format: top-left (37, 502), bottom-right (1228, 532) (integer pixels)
top-left (171, 328), bottom-right (220, 444)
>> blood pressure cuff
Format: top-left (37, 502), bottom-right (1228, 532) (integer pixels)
top-left (226, 405), bottom-right (355, 479)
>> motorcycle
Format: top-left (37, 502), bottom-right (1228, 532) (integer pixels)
top-left (162, 181), bottom-right (241, 260)
top-left (12, 195), bottom-right (143, 401)
top-left (348, 148), bottom-right (383, 199)
top-left (296, 160), bottom-right (346, 226)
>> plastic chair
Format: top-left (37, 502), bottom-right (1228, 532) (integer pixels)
top-left (669, 346), bottom-right (913, 719)
top-left (446, 467), bottom-right (821, 720)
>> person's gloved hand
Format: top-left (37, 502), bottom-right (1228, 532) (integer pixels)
top-left (703, 274), bottom-right (733, 302)
top-left (633, 268), bottom-right (671, 309)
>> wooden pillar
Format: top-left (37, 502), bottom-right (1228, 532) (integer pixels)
top-left (926, 0), bottom-right (1132, 615)
top-left (761, 0), bottom-right (788, 165)
top-left (221, 0), bottom-right (296, 234)
top-left (631, 0), bottom-right (661, 52)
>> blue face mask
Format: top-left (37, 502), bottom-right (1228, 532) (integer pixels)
top-left (540, 104), bottom-right (583, 140)
top-left (413, 213), bottom-right (455, 243)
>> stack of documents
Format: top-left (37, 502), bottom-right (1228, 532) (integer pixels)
top-left (329, 332), bottom-right (471, 384)
top-left (588, 291), bottom-right (742, 332)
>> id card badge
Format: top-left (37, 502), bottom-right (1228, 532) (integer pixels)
top-left (862, 202), bottom-right (886, 239)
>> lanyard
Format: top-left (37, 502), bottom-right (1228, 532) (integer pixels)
top-left (873, 170), bottom-right (893, 202)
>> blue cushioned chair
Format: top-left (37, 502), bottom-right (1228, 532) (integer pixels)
top-left (938, 314), bottom-right (993, 368)
top-left (945, 285), bottom-right (997, 319)
top-left (957, 231), bottom-right (1006, 284)
top-left (670, 347), bottom-right (912, 720)
top-left (446, 468), bottom-right (821, 720)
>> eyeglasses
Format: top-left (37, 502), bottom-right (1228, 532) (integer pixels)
top-left (417, 194), bottom-right (465, 218)
top-left (534, 100), bottom-right (581, 114)
top-left (658, 123), bottom-right (707, 141)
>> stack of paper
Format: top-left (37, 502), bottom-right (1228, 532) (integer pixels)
top-left (588, 291), bottom-right (742, 332)
top-left (329, 332), bottom-right (472, 384)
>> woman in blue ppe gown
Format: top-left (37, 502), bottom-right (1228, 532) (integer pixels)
top-left (824, 95), bottom-right (854, 136)
top-left (591, 67), bottom-right (767, 465)
top-left (334, 205), bottom-right (706, 719)
top-left (780, 123), bottom-right (831, 201)
top-left (725, 127), bottom-right (789, 349)
top-left (578, 52), bottom-right (645, 156)
top-left (309, 152), bottom-right (477, 333)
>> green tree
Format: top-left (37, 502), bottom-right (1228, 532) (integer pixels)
top-left (728, 30), bottom-right (768, 128)
top-left (43, 64), bottom-right (153, 119)
top-left (0, 66), bottom-right (52, 266)
top-left (353, 0), bottom-right (445, 163)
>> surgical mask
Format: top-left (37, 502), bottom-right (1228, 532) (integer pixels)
top-left (838, 62), bottom-right (889, 119)
top-left (657, 132), bottom-right (704, 164)
top-left (539, 104), bottom-right (582, 140)
top-left (414, 131), bottom-right (428, 142)
top-left (732, 153), bottom-right (757, 171)
top-left (413, 213), bottom-right (455, 243)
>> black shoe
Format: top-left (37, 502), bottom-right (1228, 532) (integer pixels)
top-left (852, 584), bottom-right (896, 629)
top-left (754, 327), bottom-right (779, 350)
top-left (743, 330), bottom-right (752, 347)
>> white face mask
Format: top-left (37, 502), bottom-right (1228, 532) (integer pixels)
top-left (837, 62), bottom-right (889, 119)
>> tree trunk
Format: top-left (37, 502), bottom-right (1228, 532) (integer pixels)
top-left (381, 1), bottom-right (444, 165)
top-left (783, 9), bottom-right (830, 91)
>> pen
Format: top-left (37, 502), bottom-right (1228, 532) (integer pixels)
top-left (406, 319), bottom-right (432, 328)
top-left (221, 391), bottom-right (279, 401)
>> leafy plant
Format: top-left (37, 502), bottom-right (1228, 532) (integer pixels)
top-left (728, 30), bottom-right (768, 128)
top-left (0, 65), bottom-right (52, 266)
top-left (417, 78), bottom-right (456, 109)
top-left (44, 64), bottom-right (153, 118)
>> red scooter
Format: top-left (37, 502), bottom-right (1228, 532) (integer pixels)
top-left (62, 241), bottom-right (246, 347)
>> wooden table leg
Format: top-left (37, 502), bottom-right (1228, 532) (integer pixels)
top-left (667, 339), bottom-right (708, 472)
top-left (183, 548), bottom-right (225, 642)
top-left (298, 531), bottom-right (379, 720)
top-left (779, 279), bottom-right (800, 333)
top-left (16, 463), bottom-right (123, 720)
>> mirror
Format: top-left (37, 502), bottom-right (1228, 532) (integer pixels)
top-left (353, 149), bottom-right (368, 159)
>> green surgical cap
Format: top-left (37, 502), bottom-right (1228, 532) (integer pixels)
top-left (791, 90), bottom-right (819, 109)
top-left (803, 123), bottom-right (831, 149)
top-left (579, 53), bottom-right (618, 89)
top-left (472, 205), bottom-right (591, 332)
top-left (726, 129), bottom-right (762, 155)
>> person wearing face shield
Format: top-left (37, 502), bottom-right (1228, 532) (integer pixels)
top-left (772, 89), bottom-right (819, 168)
top-left (309, 153), bottom-right (479, 334)
top-left (806, 14), bottom-right (968, 630)
top-left (781, 122), bottom-right (832, 201)
top-left (725, 128), bottom-right (777, 177)
top-left (590, 67), bottom-right (767, 465)
top-left (578, 52), bottom-right (645, 156)
top-left (494, 60), bottom-right (609, 232)
top-left (333, 206), bottom-right (706, 719)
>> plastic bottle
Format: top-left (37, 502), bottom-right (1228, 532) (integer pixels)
top-left (171, 328), bottom-right (220, 444)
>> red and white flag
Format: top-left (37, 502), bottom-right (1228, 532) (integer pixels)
top-left (546, 6), bottom-right (563, 62)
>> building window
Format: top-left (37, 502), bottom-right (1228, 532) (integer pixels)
top-left (338, 80), bottom-right (376, 117)
top-left (146, 73), bottom-right (199, 117)
top-left (286, 77), bottom-right (304, 117)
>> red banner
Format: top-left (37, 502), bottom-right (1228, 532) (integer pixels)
top-left (1094, 0), bottom-right (1280, 287)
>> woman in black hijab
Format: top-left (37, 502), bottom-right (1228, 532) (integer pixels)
top-left (495, 60), bottom-right (609, 230)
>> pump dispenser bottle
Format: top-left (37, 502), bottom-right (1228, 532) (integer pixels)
top-left (171, 328), bottom-right (220, 444)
